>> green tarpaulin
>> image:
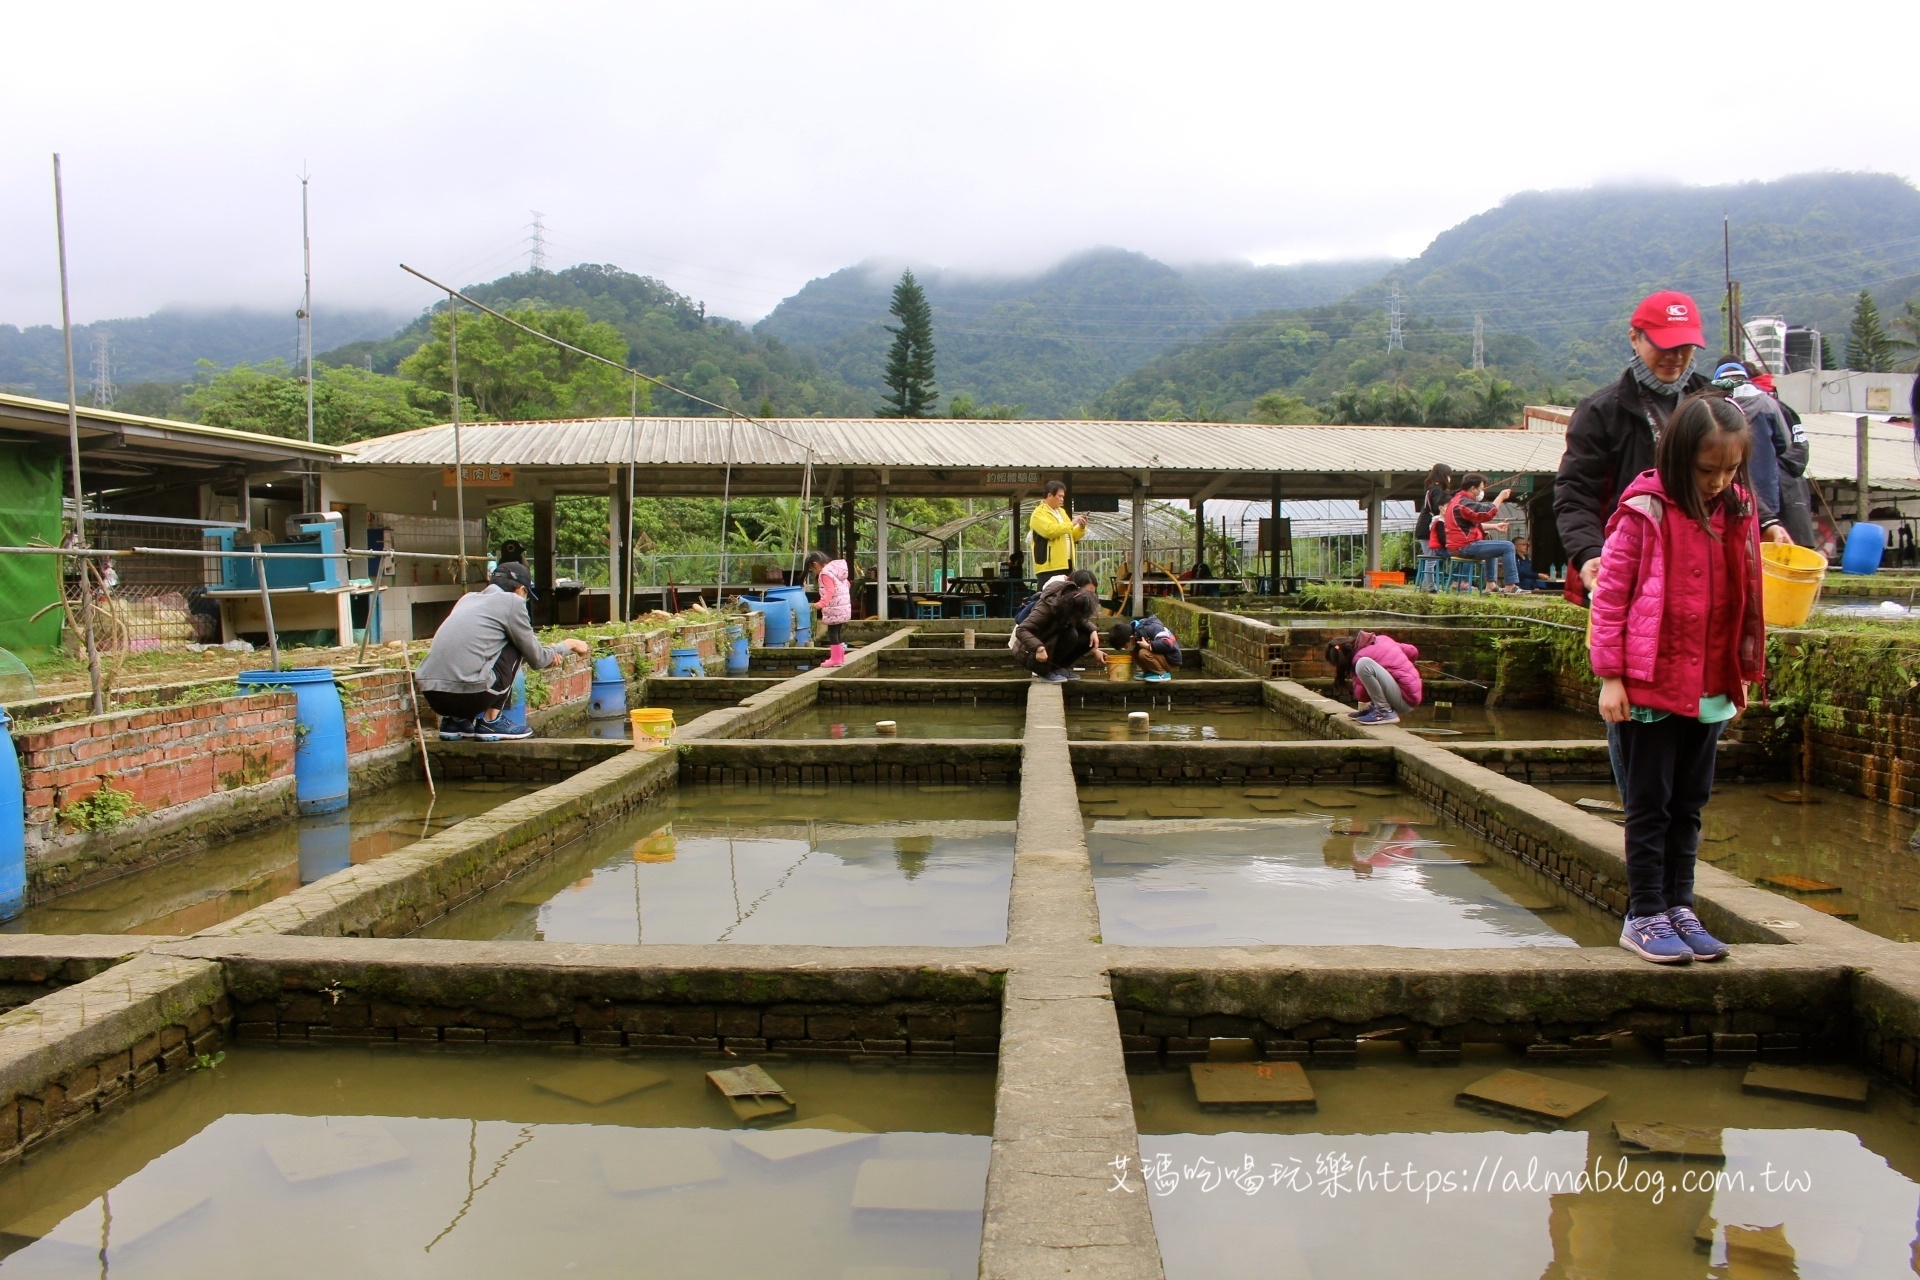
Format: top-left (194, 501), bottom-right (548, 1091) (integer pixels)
top-left (0, 447), bottom-right (64, 652)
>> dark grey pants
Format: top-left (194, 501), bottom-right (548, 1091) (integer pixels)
top-left (1613, 714), bottom-right (1724, 918)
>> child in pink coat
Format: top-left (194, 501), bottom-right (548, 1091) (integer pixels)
top-left (807, 551), bottom-right (852, 667)
top-left (1326, 631), bottom-right (1423, 725)
top-left (1588, 393), bottom-right (1766, 965)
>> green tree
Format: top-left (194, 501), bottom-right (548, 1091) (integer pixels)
top-left (947, 392), bottom-right (1021, 419)
top-left (1249, 391), bottom-right (1318, 424)
top-left (1845, 290), bottom-right (1894, 372)
top-left (398, 305), bottom-right (639, 420)
top-left (180, 358), bottom-right (435, 443)
top-left (1465, 373), bottom-right (1526, 427)
top-left (877, 271), bottom-right (937, 418)
top-left (1888, 297), bottom-right (1920, 373)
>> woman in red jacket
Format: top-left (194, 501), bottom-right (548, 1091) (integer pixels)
top-left (1431, 474), bottom-right (1520, 592)
top-left (1588, 393), bottom-right (1765, 965)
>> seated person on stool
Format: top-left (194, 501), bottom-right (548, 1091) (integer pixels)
top-left (415, 561), bottom-right (590, 740)
top-left (1513, 537), bottom-right (1548, 591)
top-left (1107, 614), bottom-right (1179, 682)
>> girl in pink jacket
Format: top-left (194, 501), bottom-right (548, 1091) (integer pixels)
top-left (1325, 631), bottom-right (1423, 725)
top-left (807, 551), bottom-right (852, 667)
top-left (1588, 394), bottom-right (1766, 966)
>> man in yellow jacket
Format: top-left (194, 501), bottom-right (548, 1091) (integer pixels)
top-left (1028, 480), bottom-right (1088, 588)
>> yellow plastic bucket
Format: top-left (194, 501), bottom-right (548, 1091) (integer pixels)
top-left (629, 707), bottom-right (675, 746)
top-left (1106, 655), bottom-right (1133, 682)
top-left (1761, 543), bottom-right (1826, 627)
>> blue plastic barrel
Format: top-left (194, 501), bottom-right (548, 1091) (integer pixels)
top-left (589, 655), bottom-right (629, 719)
top-left (296, 809), bottom-right (353, 884)
top-left (769, 585), bottom-right (811, 646)
top-left (1842, 522), bottom-right (1887, 575)
top-left (0, 707), bottom-right (24, 919)
top-left (743, 595), bottom-right (791, 646)
top-left (491, 669), bottom-right (531, 735)
top-left (725, 623), bottom-right (750, 675)
top-left (669, 647), bottom-right (705, 678)
top-left (238, 668), bottom-right (348, 816)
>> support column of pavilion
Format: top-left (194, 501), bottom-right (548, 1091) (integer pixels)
top-left (983, 681), bottom-right (1165, 1280)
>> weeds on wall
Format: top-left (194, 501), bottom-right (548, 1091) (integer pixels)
top-left (56, 781), bottom-right (147, 833)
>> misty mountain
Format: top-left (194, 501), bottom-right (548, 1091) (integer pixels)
top-left (1386, 171), bottom-right (1920, 378)
top-left (755, 249), bottom-right (1395, 416)
top-left (0, 307), bottom-right (409, 401)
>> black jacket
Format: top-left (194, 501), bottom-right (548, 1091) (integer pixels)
top-left (1012, 578), bottom-right (1092, 662)
top-left (1555, 367), bottom-right (1743, 572)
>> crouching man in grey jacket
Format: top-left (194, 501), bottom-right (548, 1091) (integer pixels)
top-left (414, 561), bottom-right (589, 740)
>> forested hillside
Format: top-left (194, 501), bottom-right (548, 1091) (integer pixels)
top-left (756, 249), bottom-right (1393, 416)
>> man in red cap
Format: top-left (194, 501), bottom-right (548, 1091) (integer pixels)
top-left (1555, 290), bottom-right (1790, 602)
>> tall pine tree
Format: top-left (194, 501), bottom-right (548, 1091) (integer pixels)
top-left (1846, 289), bottom-right (1893, 372)
top-left (877, 270), bottom-right (937, 418)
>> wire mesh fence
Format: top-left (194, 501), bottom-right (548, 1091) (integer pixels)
top-left (66, 514), bottom-right (231, 651)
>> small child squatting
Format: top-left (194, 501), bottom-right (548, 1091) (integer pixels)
top-left (1587, 393), bottom-right (1767, 965)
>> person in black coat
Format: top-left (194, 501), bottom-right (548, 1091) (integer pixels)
top-left (1554, 290), bottom-right (1790, 602)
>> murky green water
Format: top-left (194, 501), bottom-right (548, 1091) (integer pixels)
top-left (5, 782), bottom-right (537, 937)
top-left (1133, 1042), bottom-right (1920, 1279)
top-left (1538, 779), bottom-right (1920, 942)
top-left (1085, 787), bottom-right (1613, 948)
top-left (765, 703), bottom-right (1026, 739)
top-left (422, 784), bottom-right (1019, 946)
top-left (1399, 704), bottom-right (1605, 741)
top-left (1064, 699), bottom-right (1309, 742)
top-left (0, 1044), bottom-right (993, 1278)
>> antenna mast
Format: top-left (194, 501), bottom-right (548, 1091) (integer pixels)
top-left (529, 211), bottom-right (548, 273)
top-left (1471, 313), bottom-right (1485, 371)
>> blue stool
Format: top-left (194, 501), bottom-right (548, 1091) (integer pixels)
top-left (960, 601), bottom-right (986, 620)
top-left (913, 599), bottom-right (942, 620)
top-left (1445, 557), bottom-right (1485, 591)
top-left (1414, 554), bottom-right (1447, 591)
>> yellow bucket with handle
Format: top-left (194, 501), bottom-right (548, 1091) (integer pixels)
top-left (629, 707), bottom-right (675, 746)
top-left (1760, 544), bottom-right (1826, 627)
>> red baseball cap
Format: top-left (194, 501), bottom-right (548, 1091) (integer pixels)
top-left (1630, 290), bottom-right (1707, 349)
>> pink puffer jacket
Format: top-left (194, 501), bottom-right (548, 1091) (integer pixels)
top-left (1352, 631), bottom-right (1423, 706)
top-left (817, 559), bottom-right (851, 625)
top-left (1588, 470), bottom-right (1766, 716)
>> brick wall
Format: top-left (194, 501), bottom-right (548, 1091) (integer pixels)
top-left (678, 741), bottom-right (1021, 785)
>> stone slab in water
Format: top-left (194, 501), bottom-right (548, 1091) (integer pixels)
top-left (1741, 1063), bottom-right (1870, 1108)
top-left (40, 1185), bottom-right (210, 1249)
top-left (1145, 805), bottom-right (1204, 819)
top-left (1612, 1121), bottom-right (1724, 1160)
top-left (709, 1064), bottom-right (796, 1120)
top-left (734, 1124), bottom-right (875, 1164)
top-left (1725, 1223), bottom-right (1797, 1269)
top-left (1189, 1061), bottom-right (1315, 1111)
top-left (851, 1159), bottom-right (982, 1213)
top-left (1249, 800), bottom-right (1297, 813)
top-left (537, 1060), bottom-right (670, 1105)
top-left (1299, 793), bottom-right (1356, 809)
top-left (1759, 873), bottom-right (1841, 894)
top-left (265, 1119), bottom-right (409, 1183)
top-left (1348, 786), bottom-right (1398, 798)
top-left (1456, 1069), bottom-right (1606, 1124)
top-left (600, 1131), bottom-right (725, 1194)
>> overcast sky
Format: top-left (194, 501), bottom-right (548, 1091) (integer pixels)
top-left (5, 0), bottom-right (1915, 329)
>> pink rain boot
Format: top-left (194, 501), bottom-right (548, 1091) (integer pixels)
top-left (821, 643), bottom-right (847, 668)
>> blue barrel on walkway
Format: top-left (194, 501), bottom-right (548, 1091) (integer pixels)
top-left (0, 708), bottom-right (24, 919)
top-left (770, 585), bottom-right (812, 646)
top-left (725, 624), bottom-right (750, 675)
top-left (1842, 521), bottom-right (1887, 575)
top-left (743, 595), bottom-right (791, 646)
top-left (238, 668), bottom-right (348, 816)
top-left (589, 655), bottom-right (629, 719)
top-left (669, 647), bottom-right (705, 678)
top-left (492, 669), bottom-right (531, 735)
top-left (296, 809), bottom-right (353, 884)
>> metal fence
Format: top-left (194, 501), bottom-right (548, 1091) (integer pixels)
top-left (67, 513), bottom-right (233, 651)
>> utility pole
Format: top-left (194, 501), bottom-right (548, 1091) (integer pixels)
top-left (299, 170), bottom-right (317, 509)
top-left (1471, 313), bottom-right (1485, 371)
top-left (1386, 284), bottom-right (1405, 353)
top-left (52, 154), bottom-right (104, 716)
top-left (89, 331), bottom-right (115, 408)
top-left (529, 211), bottom-right (548, 273)
top-left (1722, 214), bottom-right (1739, 362)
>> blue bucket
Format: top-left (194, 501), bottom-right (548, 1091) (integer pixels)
top-left (743, 595), bottom-right (791, 646)
top-left (1842, 522), bottom-right (1887, 575)
top-left (669, 647), bottom-right (705, 678)
top-left (769, 585), bottom-right (811, 646)
top-left (238, 668), bottom-right (348, 816)
top-left (725, 623), bottom-right (750, 675)
top-left (589, 654), bottom-right (629, 719)
top-left (0, 707), bottom-right (23, 919)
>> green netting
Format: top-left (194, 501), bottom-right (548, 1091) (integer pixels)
top-left (0, 447), bottom-right (64, 652)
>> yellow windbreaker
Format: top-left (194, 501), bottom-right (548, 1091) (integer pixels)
top-left (1028, 502), bottom-right (1086, 574)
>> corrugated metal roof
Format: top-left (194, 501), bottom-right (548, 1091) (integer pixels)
top-left (340, 416), bottom-right (1573, 476)
top-left (1798, 413), bottom-right (1920, 486)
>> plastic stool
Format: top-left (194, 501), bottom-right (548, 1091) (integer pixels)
top-left (913, 599), bottom-right (942, 620)
top-left (960, 601), bottom-right (987, 620)
top-left (1414, 554), bottom-right (1447, 591)
top-left (1446, 558), bottom-right (1485, 591)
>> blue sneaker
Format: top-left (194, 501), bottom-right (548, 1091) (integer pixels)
top-left (437, 717), bottom-right (475, 740)
top-left (472, 717), bottom-right (533, 742)
top-left (1665, 906), bottom-right (1729, 961)
top-left (1142, 672), bottom-right (1172, 683)
top-left (1354, 707), bottom-right (1400, 726)
top-left (1620, 912), bottom-right (1693, 964)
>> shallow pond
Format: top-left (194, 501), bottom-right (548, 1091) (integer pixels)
top-left (1083, 786), bottom-right (1614, 949)
top-left (763, 703), bottom-right (1025, 739)
top-left (1064, 700), bottom-right (1310, 742)
top-left (0, 1044), bottom-right (994, 1278)
top-left (422, 783), bottom-right (1019, 946)
top-left (1133, 1042), bottom-right (1920, 1280)
top-left (5, 781), bottom-right (537, 937)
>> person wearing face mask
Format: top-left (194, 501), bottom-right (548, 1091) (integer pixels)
top-left (1555, 291), bottom-right (1792, 606)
